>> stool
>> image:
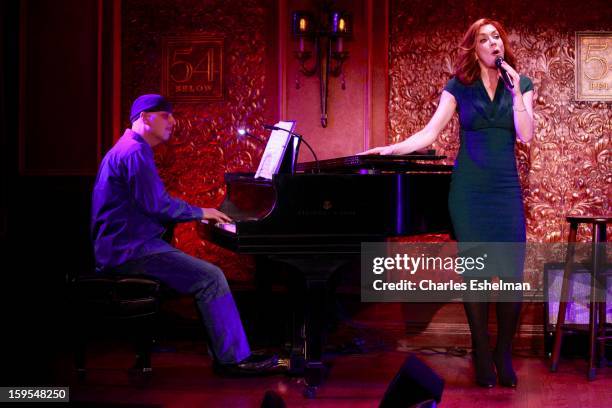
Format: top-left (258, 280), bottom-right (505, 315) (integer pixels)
top-left (72, 275), bottom-right (161, 379)
top-left (550, 215), bottom-right (611, 380)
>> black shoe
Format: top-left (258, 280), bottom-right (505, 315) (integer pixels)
top-left (214, 353), bottom-right (286, 377)
top-left (493, 350), bottom-right (517, 388)
top-left (472, 349), bottom-right (496, 388)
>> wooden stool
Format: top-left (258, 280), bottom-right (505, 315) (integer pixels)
top-left (72, 275), bottom-right (161, 379)
top-left (550, 215), bottom-right (611, 380)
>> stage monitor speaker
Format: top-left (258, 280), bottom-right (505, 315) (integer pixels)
top-left (543, 262), bottom-right (612, 358)
top-left (544, 263), bottom-right (612, 329)
top-left (380, 354), bottom-right (444, 408)
top-left (260, 390), bottom-right (286, 408)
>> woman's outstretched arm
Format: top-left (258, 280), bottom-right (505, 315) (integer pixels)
top-left (359, 90), bottom-right (457, 155)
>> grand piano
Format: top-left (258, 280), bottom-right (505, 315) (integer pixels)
top-left (197, 153), bottom-right (453, 396)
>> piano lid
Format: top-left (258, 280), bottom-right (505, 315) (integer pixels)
top-left (295, 153), bottom-right (450, 174)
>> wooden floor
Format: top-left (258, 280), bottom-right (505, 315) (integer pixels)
top-left (55, 340), bottom-right (611, 408)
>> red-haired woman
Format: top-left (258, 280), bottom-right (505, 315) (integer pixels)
top-left (361, 18), bottom-right (534, 388)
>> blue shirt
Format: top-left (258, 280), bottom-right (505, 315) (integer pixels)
top-left (91, 129), bottom-right (203, 269)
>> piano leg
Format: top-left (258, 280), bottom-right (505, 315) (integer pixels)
top-left (303, 276), bottom-right (328, 396)
top-left (272, 256), bottom-right (351, 397)
top-left (288, 274), bottom-right (305, 376)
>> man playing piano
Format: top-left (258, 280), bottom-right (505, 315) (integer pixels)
top-left (91, 94), bottom-right (279, 376)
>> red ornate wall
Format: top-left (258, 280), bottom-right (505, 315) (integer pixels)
top-left (122, 0), bottom-right (610, 282)
top-left (388, 0), bottom-right (610, 244)
top-left (121, 0), bottom-right (387, 280)
top-left (122, 0), bottom-right (279, 281)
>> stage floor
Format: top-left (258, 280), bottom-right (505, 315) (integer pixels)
top-left (51, 340), bottom-right (612, 407)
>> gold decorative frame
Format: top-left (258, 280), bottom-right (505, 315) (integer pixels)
top-left (575, 32), bottom-right (612, 101)
top-left (161, 35), bottom-right (225, 102)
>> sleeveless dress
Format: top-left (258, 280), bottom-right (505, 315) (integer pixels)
top-left (444, 75), bottom-right (533, 278)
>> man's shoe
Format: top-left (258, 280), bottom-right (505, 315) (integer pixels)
top-left (214, 353), bottom-right (286, 377)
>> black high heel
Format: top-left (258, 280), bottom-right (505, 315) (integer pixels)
top-left (463, 301), bottom-right (496, 388)
top-left (494, 301), bottom-right (521, 388)
top-left (473, 349), bottom-right (497, 388)
top-left (493, 350), bottom-right (517, 387)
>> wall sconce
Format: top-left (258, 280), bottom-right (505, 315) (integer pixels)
top-left (292, 5), bottom-right (352, 128)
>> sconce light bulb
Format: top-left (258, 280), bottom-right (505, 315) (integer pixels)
top-left (299, 18), bottom-right (307, 32)
top-left (339, 18), bottom-right (346, 32)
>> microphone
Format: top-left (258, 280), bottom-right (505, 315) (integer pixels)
top-left (236, 128), bottom-right (265, 145)
top-left (495, 56), bottom-right (514, 89)
top-left (263, 124), bottom-right (320, 173)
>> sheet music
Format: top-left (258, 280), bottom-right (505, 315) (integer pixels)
top-left (254, 121), bottom-right (296, 180)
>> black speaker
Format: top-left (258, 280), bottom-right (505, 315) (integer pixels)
top-left (380, 354), bottom-right (444, 408)
top-left (543, 262), bottom-right (612, 358)
top-left (544, 263), bottom-right (612, 329)
top-left (260, 390), bottom-right (286, 408)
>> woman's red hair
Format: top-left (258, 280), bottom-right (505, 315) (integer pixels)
top-left (454, 18), bottom-right (516, 85)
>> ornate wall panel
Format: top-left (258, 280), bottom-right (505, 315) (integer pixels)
top-left (123, 0), bottom-right (277, 281)
top-left (389, 0), bottom-right (611, 245)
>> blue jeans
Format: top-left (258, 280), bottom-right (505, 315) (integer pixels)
top-left (105, 250), bottom-right (251, 364)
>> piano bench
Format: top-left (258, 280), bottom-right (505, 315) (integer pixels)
top-left (71, 274), bottom-right (161, 380)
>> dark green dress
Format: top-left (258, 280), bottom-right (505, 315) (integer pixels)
top-left (444, 75), bottom-right (533, 278)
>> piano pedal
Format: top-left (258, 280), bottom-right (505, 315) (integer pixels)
top-left (288, 352), bottom-right (305, 376)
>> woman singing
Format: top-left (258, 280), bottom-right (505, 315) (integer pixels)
top-left (361, 18), bottom-right (534, 388)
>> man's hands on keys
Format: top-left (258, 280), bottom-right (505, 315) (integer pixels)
top-left (202, 208), bottom-right (233, 224)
